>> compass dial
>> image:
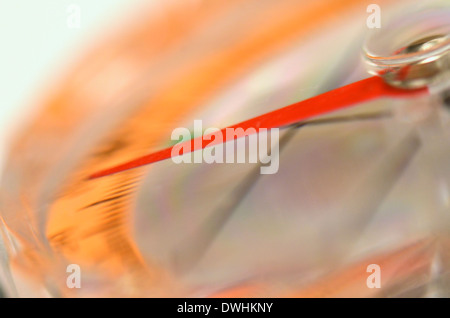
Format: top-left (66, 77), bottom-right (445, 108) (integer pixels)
top-left (1, 0), bottom-right (450, 297)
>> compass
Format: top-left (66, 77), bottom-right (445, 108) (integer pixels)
top-left (1, 0), bottom-right (450, 297)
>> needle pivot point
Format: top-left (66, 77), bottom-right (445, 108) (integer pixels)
top-left (363, 10), bottom-right (450, 90)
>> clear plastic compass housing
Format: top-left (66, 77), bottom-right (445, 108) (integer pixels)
top-left (363, 8), bottom-right (450, 90)
top-left (1, 0), bottom-right (450, 298)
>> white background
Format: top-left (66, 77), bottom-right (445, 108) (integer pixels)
top-left (0, 0), bottom-right (147, 171)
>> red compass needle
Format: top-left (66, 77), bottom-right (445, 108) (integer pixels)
top-left (89, 76), bottom-right (427, 179)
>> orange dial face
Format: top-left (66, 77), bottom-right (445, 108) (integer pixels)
top-left (1, 0), bottom-right (450, 297)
